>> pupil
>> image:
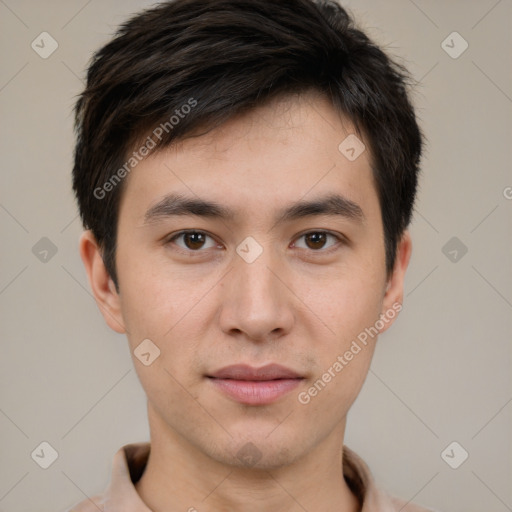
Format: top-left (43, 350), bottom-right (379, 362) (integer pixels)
top-left (306, 233), bottom-right (326, 249)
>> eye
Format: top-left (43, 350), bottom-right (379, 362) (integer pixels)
top-left (167, 230), bottom-right (219, 251)
top-left (293, 231), bottom-right (342, 251)
top-left (165, 229), bottom-right (344, 254)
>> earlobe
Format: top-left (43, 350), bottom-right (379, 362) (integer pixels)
top-left (379, 231), bottom-right (412, 334)
top-left (79, 230), bottom-right (126, 334)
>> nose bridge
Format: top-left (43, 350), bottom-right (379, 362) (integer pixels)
top-left (238, 244), bottom-right (278, 300)
top-left (219, 236), bottom-right (293, 340)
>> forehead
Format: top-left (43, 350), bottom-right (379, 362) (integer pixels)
top-left (118, 91), bottom-right (378, 224)
top-left (167, 91), bottom-right (365, 163)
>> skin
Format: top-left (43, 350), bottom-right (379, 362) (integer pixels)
top-left (80, 90), bottom-right (411, 512)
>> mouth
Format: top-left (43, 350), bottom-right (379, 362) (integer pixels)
top-left (206, 364), bottom-right (304, 405)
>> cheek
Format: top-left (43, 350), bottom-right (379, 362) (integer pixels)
top-left (118, 266), bottom-right (212, 381)
top-left (304, 270), bottom-right (384, 341)
top-left (117, 249), bottom-right (191, 336)
top-left (296, 337), bottom-right (375, 426)
top-left (297, 273), bottom-right (383, 408)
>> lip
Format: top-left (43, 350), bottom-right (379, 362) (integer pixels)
top-left (207, 364), bottom-right (304, 405)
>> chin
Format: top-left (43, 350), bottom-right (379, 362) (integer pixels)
top-left (204, 429), bottom-right (308, 470)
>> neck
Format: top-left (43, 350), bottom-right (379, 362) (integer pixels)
top-left (135, 404), bottom-right (360, 512)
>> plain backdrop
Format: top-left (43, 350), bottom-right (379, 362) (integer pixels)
top-left (0, 1), bottom-right (511, 511)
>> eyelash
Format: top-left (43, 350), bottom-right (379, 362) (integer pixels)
top-left (165, 229), bottom-right (345, 255)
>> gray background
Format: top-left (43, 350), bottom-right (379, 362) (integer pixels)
top-left (0, 1), bottom-right (511, 511)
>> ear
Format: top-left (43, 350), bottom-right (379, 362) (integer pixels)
top-left (79, 230), bottom-right (126, 334)
top-left (379, 230), bottom-right (412, 334)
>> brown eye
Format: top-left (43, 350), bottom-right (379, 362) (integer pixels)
top-left (183, 232), bottom-right (207, 250)
top-left (168, 231), bottom-right (217, 251)
top-left (304, 232), bottom-right (327, 250)
top-left (294, 231), bottom-right (341, 251)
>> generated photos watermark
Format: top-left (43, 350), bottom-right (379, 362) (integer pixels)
top-left (298, 302), bottom-right (402, 405)
top-left (93, 97), bottom-right (198, 200)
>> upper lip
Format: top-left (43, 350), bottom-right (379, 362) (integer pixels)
top-left (208, 364), bottom-right (303, 381)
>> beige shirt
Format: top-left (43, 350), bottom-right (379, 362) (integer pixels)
top-left (67, 442), bottom-right (436, 512)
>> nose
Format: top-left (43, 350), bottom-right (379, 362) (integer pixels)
top-left (218, 242), bottom-right (295, 343)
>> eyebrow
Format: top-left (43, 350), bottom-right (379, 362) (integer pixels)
top-left (143, 192), bottom-right (365, 226)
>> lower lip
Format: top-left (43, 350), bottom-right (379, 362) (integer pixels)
top-left (208, 378), bottom-right (302, 405)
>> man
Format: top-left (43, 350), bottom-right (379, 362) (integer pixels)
top-left (69, 0), bottom-right (434, 510)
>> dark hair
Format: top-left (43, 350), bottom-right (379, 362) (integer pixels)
top-left (72, 0), bottom-right (424, 291)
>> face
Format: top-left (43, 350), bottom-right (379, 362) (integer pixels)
top-left (81, 91), bottom-right (411, 470)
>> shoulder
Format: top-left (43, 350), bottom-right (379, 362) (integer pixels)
top-left (64, 494), bottom-right (105, 512)
top-left (389, 494), bottom-right (443, 512)
top-left (343, 445), bottom-right (440, 512)
top-left (61, 492), bottom-right (105, 512)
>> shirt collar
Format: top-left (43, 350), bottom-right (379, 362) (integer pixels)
top-left (99, 442), bottom-right (400, 512)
